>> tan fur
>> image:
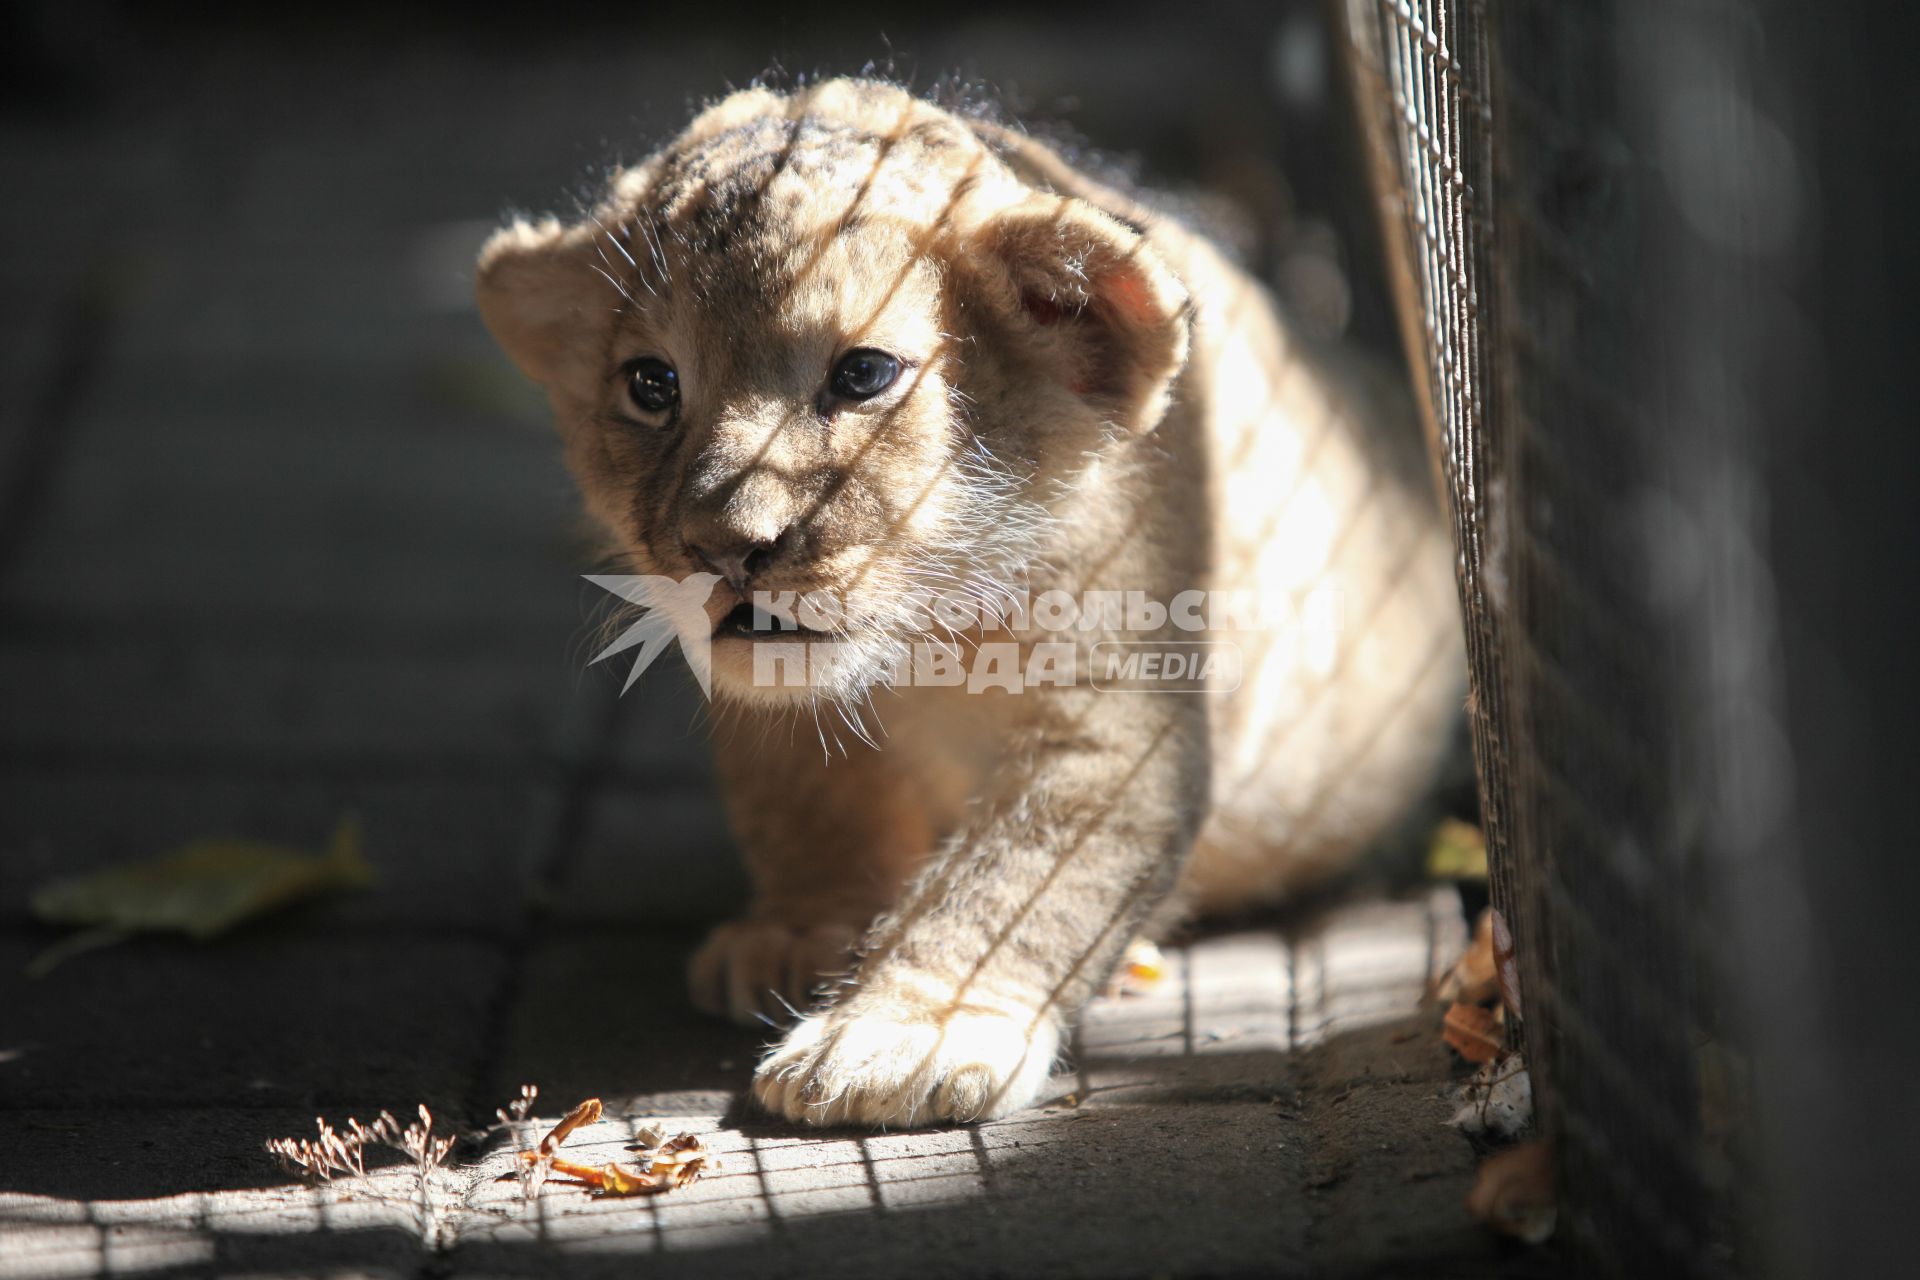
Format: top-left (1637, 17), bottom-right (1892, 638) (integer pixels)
top-left (476, 80), bottom-right (1464, 1127)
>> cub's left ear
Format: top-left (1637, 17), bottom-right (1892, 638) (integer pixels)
top-left (474, 216), bottom-right (606, 389)
top-left (964, 195), bottom-right (1192, 433)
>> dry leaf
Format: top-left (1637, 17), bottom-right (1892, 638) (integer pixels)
top-left (1425, 818), bottom-right (1488, 881)
top-left (1442, 1000), bottom-right (1504, 1064)
top-left (537, 1098), bottom-right (603, 1157)
top-left (520, 1096), bottom-right (716, 1198)
top-left (28, 816), bottom-right (372, 976)
top-left (1437, 908), bottom-right (1499, 1004)
top-left (1466, 1141), bottom-right (1556, 1243)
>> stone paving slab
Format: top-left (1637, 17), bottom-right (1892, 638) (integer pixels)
top-left (546, 790), bottom-right (742, 928)
top-left (0, 933), bottom-right (505, 1113)
top-left (0, 304), bottom-right (65, 505)
top-left (488, 929), bottom-right (762, 1109)
top-left (1, 436), bottom-right (583, 636)
top-left (23, 356), bottom-right (559, 539)
top-left (0, 639), bottom-right (595, 773)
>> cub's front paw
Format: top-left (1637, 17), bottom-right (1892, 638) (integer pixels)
top-left (688, 919), bottom-right (860, 1026)
top-left (753, 996), bottom-right (1061, 1127)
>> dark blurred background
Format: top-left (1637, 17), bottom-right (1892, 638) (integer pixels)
top-left (0, 0), bottom-right (1393, 340)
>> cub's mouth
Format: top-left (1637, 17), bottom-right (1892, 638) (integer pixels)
top-left (713, 601), bottom-right (845, 642)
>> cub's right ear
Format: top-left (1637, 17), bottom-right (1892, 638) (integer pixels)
top-left (956, 193), bottom-right (1192, 436)
top-left (474, 216), bottom-right (605, 388)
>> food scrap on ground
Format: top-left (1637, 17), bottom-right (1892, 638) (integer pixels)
top-left (28, 815), bottom-right (372, 976)
top-left (1432, 862), bottom-right (1551, 1243)
top-left (1437, 905), bottom-right (1519, 1068)
top-left (1465, 1140), bottom-right (1557, 1243)
top-left (1450, 1053), bottom-right (1534, 1140)
top-left (1107, 937), bottom-right (1167, 996)
top-left (521, 1097), bottom-right (716, 1197)
top-left (1436, 906), bottom-right (1498, 1005)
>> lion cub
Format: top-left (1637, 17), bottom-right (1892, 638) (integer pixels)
top-left (476, 80), bottom-right (1463, 1128)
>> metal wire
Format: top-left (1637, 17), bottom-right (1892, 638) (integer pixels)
top-left (1335, 1), bottom-right (1807, 1272)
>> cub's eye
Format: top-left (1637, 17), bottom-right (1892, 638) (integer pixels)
top-left (622, 357), bottom-right (679, 418)
top-left (829, 349), bottom-right (902, 401)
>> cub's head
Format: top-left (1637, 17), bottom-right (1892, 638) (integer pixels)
top-left (477, 79), bottom-right (1189, 705)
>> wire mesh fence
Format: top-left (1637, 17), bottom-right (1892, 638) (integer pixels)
top-left (1335, 0), bottom-right (1858, 1273)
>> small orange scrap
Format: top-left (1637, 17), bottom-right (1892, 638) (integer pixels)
top-left (1437, 906), bottom-right (1522, 1065)
top-left (519, 1097), bottom-right (715, 1197)
top-left (1491, 908), bottom-right (1523, 1019)
top-left (1105, 938), bottom-right (1166, 997)
top-left (1436, 908), bottom-right (1499, 1005)
top-left (1442, 1000), bottom-right (1505, 1065)
top-left (1466, 1140), bottom-right (1557, 1243)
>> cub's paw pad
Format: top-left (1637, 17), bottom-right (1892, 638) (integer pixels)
top-left (688, 920), bottom-right (859, 1026)
top-left (753, 1003), bottom-right (1060, 1127)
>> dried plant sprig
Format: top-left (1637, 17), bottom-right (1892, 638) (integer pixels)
top-left (496, 1083), bottom-right (538, 1128)
top-left (398, 1104), bottom-right (455, 1179)
top-left (494, 1083), bottom-right (545, 1200)
top-left (265, 1102), bottom-right (463, 1185)
top-left (265, 1109), bottom-right (405, 1182)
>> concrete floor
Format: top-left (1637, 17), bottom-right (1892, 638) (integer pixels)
top-left (1, 891), bottom-right (1511, 1279)
top-left (0, 11), bottom-right (1544, 1277)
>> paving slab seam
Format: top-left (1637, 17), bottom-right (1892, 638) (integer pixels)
top-left (0, 274), bottom-right (116, 588)
top-left (460, 693), bottom-right (630, 1128)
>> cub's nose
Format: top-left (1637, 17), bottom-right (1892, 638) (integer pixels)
top-left (686, 530), bottom-right (790, 596)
